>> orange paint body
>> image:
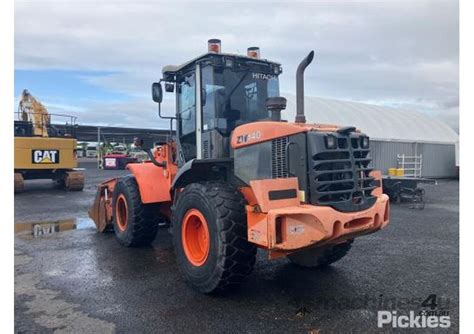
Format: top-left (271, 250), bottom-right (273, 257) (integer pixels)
top-left (245, 170), bottom-right (389, 256)
top-left (231, 121), bottom-right (350, 149)
top-left (89, 130), bottom-right (389, 256)
top-left (127, 144), bottom-right (178, 204)
top-left (88, 144), bottom-right (177, 230)
top-left (246, 192), bottom-right (389, 251)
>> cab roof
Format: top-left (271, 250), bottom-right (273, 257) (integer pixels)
top-left (162, 52), bottom-right (281, 81)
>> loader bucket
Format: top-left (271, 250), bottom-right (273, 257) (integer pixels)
top-left (88, 178), bottom-right (118, 232)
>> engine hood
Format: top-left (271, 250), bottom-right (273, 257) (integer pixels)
top-left (231, 121), bottom-right (348, 149)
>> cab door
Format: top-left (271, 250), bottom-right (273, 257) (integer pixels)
top-left (177, 71), bottom-right (197, 162)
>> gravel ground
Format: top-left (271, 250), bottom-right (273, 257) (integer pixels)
top-left (14, 163), bottom-right (459, 333)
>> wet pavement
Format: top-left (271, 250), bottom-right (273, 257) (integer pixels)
top-left (14, 163), bottom-right (459, 333)
top-left (15, 160), bottom-right (128, 224)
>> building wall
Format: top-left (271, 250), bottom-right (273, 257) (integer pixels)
top-left (417, 142), bottom-right (457, 178)
top-left (370, 140), bottom-right (456, 178)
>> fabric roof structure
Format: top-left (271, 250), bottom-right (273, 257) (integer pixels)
top-left (283, 94), bottom-right (458, 144)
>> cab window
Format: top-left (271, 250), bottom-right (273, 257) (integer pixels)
top-left (201, 64), bottom-right (280, 135)
top-left (178, 73), bottom-right (196, 136)
top-left (178, 72), bottom-right (197, 161)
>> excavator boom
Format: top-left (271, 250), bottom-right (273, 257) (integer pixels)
top-left (18, 89), bottom-right (50, 137)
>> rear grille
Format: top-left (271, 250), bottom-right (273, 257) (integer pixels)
top-left (308, 132), bottom-right (377, 212)
top-left (271, 137), bottom-right (288, 178)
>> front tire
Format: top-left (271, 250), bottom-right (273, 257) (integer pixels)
top-left (287, 239), bottom-right (354, 268)
top-left (172, 182), bottom-right (257, 294)
top-left (112, 176), bottom-right (158, 247)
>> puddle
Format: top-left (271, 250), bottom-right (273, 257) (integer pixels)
top-left (15, 217), bottom-right (95, 237)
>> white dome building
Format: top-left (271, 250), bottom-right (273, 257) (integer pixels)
top-left (283, 94), bottom-right (458, 178)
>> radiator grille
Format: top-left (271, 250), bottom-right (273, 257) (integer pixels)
top-left (271, 137), bottom-right (289, 178)
top-left (308, 133), bottom-right (376, 212)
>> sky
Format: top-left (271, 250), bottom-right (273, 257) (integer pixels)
top-left (14, 0), bottom-right (459, 131)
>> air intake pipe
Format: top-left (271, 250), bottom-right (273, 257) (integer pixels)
top-left (295, 50), bottom-right (315, 123)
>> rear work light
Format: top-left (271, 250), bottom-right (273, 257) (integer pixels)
top-left (208, 39), bottom-right (221, 53)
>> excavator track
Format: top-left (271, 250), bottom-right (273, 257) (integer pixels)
top-left (64, 171), bottom-right (85, 191)
top-left (14, 173), bottom-right (24, 193)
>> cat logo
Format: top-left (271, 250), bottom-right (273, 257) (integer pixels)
top-left (32, 150), bottom-right (60, 164)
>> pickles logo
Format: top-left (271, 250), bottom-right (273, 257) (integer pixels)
top-left (32, 150), bottom-right (60, 164)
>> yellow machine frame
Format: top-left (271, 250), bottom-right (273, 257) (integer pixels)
top-left (14, 89), bottom-right (84, 192)
top-left (14, 137), bottom-right (78, 170)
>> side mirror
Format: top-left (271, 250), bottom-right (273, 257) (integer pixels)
top-left (152, 82), bottom-right (163, 103)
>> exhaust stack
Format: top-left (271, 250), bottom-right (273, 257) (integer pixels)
top-left (295, 50), bottom-right (315, 124)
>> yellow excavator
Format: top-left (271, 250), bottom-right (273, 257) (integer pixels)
top-left (14, 89), bottom-right (84, 193)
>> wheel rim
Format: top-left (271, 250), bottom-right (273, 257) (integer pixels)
top-left (182, 209), bottom-right (210, 266)
top-left (116, 194), bottom-right (128, 232)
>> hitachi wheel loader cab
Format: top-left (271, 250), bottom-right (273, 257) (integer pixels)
top-left (89, 39), bottom-right (390, 294)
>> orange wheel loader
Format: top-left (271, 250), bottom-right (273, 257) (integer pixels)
top-left (89, 39), bottom-right (390, 294)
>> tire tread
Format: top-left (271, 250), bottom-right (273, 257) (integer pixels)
top-left (113, 176), bottom-right (158, 247)
top-left (173, 182), bottom-right (257, 293)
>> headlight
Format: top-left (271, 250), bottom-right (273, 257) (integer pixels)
top-left (325, 135), bottom-right (337, 149)
top-left (360, 136), bottom-right (370, 148)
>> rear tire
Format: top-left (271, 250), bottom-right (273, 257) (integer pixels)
top-left (172, 182), bottom-right (257, 294)
top-left (287, 239), bottom-right (353, 268)
top-left (52, 171), bottom-right (84, 191)
top-left (112, 176), bottom-right (158, 247)
top-left (64, 171), bottom-right (84, 191)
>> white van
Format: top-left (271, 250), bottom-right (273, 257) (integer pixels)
top-left (86, 146), bottom-right (98, 158)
